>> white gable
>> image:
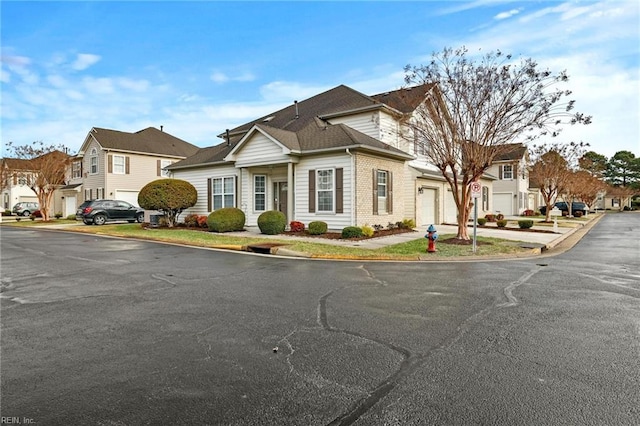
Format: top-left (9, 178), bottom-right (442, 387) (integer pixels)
top-left (229, 132), bottom-right (291, 168)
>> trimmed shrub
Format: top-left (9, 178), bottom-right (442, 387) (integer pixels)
top-left (207, 207), bottom-right (246, 232)
top-left (496, 219), bottom-right (508, 228)
top-left (496, 213), bottom-right (505, 221)
top-left (574, 210), bottom-right (583, 217)
top-left (66, 214), bottom-right (76, 220)
top-left (54, 212), bottom-right (63, 219)
top-left (361, 225), bottom-right (375, 237)
top-left (485, 214), bottom-right (496, 222)
top-left (257, 210), bottom-right (286, 235)
top-left (2, 210), bottom-right (11, 216)
top-left (522, 209), bottom-right (535, 216)
top-left (289, 221), bottom-right (305, 232)
top-left (477, 218), bottom-right (487, 226)
top-left (402, 218), bottom-right (416, 229)
top-left (138, 179), bottom-right (197, 227)
top-left (308, 221), bottom-right (328, 235)
top-left (341, 226), bottom-right (364, 239)
top-left (184, 213), bottom-right (199, 227)
top-left (518, 220), bottom-right (534, 229)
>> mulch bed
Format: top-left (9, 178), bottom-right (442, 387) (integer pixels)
top-left (283, 228), bottom-right (417, 241)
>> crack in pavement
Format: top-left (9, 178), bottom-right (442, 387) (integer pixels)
top-left (324, 264), bottom-right (546, 426)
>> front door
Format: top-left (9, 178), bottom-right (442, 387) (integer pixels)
top-left (274, 182), bottom-right (288, 221)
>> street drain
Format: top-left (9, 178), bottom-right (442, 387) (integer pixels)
top-left (536, 263), bottom-right (548, 267)
top-left (247, 243), bottom-right (286, 254)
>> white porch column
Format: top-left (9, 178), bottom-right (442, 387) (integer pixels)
top-left (287, 162), bottom-right (294, 221)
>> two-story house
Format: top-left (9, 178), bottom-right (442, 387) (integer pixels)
top-left (168, 84), bottom-right (495, 228)
top-left (1, 157), bottom-right (39, 211)
top-left (487, 143), bottom-right (534, 215)
top-left (61, 126), bottom-right (199, 216)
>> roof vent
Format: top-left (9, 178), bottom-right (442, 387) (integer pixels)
top-left (226, 129), bottom-right (231, 146)
top-left (160, 125), bottom-right (164, 132)
top-left (294, 100), bottom-right (299, 119)
top-left (263, 116), bottom-right (275, 122)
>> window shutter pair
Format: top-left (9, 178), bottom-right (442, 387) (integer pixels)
top-left (308, 169), bottom-right (343, 213)
top-left (108, 155), bottom-right (130, 174)
top-left (372, 169), bottom-right (393, 214)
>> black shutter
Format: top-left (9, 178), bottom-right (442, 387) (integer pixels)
top-left (372, 169), bottom-right (378, 215)
top-left (308, 170), bottom-right (316, 213)
top-left (387, 171), bottom-right (393, 214)
top-left (108, 155), bottom-right (113, 173)
top-left (207, 178), bottom-right (212, 212)
top-left (336, 168), bottom-right (343, 214)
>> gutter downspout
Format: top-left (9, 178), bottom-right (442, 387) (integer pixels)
top-left (346, 149), bottom-right (355, 226)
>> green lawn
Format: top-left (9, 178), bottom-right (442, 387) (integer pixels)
top-left (20, 223), bottom-right (532, 260)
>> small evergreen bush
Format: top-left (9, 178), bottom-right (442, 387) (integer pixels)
top-left (496, 213), bottom-right (505, 221)
top-left (257, 210), bottom-right (286, 235)
top-left (574, 210), bottom-right (583, 217)
top-left (341, 226), bottom-right (364, 239)
top-left (54, 212), bottom-right (63, 219)
top-left (66, 214), bottom-right (76, 220)
top-left (308, 221), bottom-right (328, 235)
top-left (496, 219), bottom-right (508, 228)
top-left (207, 207), bottom-right (246, 232)
top-left (361, 224), bottom-right (375, 237)
top-left (518, 220), bottom-right (534, 229)
top-left (402, 218), bottom-right (416, 229)
top-left (477, 218), bottom-right (487, 226)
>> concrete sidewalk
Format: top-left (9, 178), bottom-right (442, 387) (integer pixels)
top-left (3, 214), bottom-right (601, 260)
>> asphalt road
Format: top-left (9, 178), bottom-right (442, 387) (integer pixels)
top-left (1, 213), bottom-right (639, 425)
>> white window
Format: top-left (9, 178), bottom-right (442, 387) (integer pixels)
top-left (112, 155), bottom-right (125, 174)
top-left (18, 176), bottom-right (27, 186)
top-left (212, 177), bottom-right (235, 210)
top-left (90, 148), bottom-right (98, 174)
top-left (254, 175), bottom-right (266, 212)
top-left (502, 165), bottom-right (513, 180)
top-left (317, 169), bottom-right (334, 212)
top-left (377, 170), bottom-right (388, 213)
top-left (160, 160), bottom-right (172, 177)
top-left (72, 161), bottom-right (82, 179)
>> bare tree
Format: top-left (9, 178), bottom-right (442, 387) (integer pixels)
top-left (530, 141), bottom-right (588, 221)
top-left (5, 142), bottom-right (70, 221)
top-left (404, 47), bottom-right (590, 240)
top-left (572, 170), bottom-right (607, 210)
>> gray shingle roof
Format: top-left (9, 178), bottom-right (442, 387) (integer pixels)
top-left (495, 143), bottom-right (527, 161)
top-left (89, 127), bottom-right (199, 158)
top-left (171, 84), bottom-right (427, 169)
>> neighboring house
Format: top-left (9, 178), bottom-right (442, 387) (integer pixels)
top-left (168, 84), bottom-right (495, 228)
top-left (0, 158), bottom-right (39, 211)
top-left (63, 126), bottom-right (199, 216)
top-left (487, 143), bottom-right (534, 215)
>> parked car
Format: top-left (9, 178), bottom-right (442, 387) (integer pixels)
top-left (539, 201), bottom-right (588, 216)
top-left (76, 199), bottom-right (144, 225)
top-left (12, 202), bottom-right (40, 216)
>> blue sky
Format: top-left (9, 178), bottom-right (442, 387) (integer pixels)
top-left (2, 0), bottom-right (638, 158)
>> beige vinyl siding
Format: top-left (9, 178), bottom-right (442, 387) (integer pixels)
top-left (295, 154), bottom-right (352, 230)
top-left (378, 111), bottom-right (404, 150)
top-left (82, 140), bottom-right (106, 198)
top-left (327, 112), bottom-right (379, 139)
top-left (172, 165), bottom-right (238, 219)
top-left (233, 133), bottom-right (290, 168)
top-left (105, 153), bottom-right (183, 199)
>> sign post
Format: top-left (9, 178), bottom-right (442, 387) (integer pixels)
top-left (470, 181), bottom-right (482, 253)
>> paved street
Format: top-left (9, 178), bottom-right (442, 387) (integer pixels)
top-left (1, 213), bottom-right (639, 425)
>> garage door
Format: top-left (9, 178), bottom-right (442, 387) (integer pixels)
top-left (419, 188), bottom-right (437, 226)
top-left (494, 193), bottom-right (513, 216)
top-left (114, 190), bottom-right (140, 207)
top-left (444, 190), bottom-right (458, 224)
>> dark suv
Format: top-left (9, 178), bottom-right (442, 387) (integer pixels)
top-left (539, 201), bottom-right (588, 216)
top-left (12, 202), bottom-right (40, 216)
top-left (77, 199), bottom-right (144, 225)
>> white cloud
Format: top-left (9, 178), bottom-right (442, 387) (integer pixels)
top-left (211, 69), bottom-right (256, 84)
top-left (494, 8), bottom-right (520, 20)
top-left (71, 53), bottom-right (101, 71)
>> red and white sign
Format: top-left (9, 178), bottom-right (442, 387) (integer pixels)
top-left (470, 181), bottom-right (482, 199)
